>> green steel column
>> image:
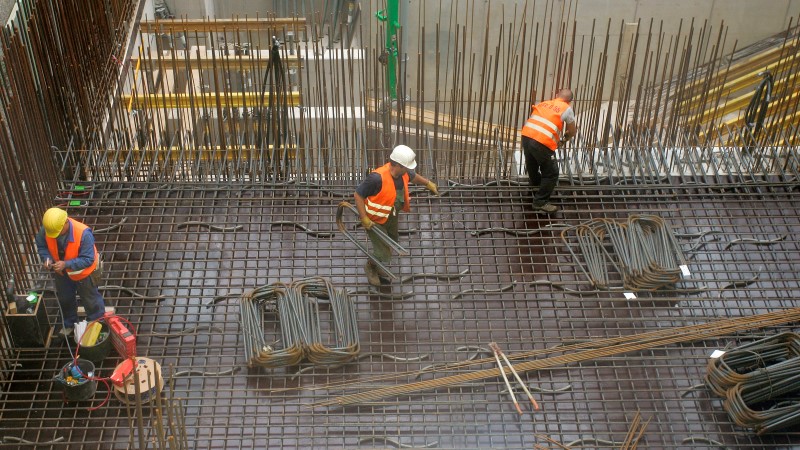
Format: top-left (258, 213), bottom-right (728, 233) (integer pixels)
top-left (376, 0), bottom-right (400, 99)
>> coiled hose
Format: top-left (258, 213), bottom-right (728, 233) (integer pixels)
top-left (744, 71), bottom-right (773, 138)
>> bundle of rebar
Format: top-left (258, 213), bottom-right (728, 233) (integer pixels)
top-left (312, 307), bottom-right (800, 408)
top-left (620, 410), bottom-right (650, 450)
top-left (240, 277), bottom-right (359, 368)
top-left (562, 215), bottom-right (686, 290)
top-left (705, 332), bottom-right (800, 434)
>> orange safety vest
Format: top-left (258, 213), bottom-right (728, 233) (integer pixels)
top-left (364, 163), bottom-right (411, 224)
top-left (45, 218), bottom-right (98, 281)
top-left (521, 98), bottom-right (571, 151)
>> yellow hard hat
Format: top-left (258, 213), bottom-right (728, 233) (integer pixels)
top-left (43, 208), bottom-right (68, 238)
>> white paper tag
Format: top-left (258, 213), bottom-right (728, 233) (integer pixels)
top-left (710, 350), bottom-right (726, 358)
top-left (624, 292), bottom-right (637, 299)
top-left (679, 265), bottom-right (691, 276)
top-left (26, 294), bottom-right (37, 302)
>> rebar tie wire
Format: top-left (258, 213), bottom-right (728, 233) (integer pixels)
top-left (561, 215), bottom-right (687, 291)
top-left (240, 277), bottom-right (359, 368)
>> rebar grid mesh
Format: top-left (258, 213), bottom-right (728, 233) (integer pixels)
top-left (1, 180), bottom-right (800, 449)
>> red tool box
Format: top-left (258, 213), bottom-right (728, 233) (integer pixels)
top-left (104, 312), bottom-right (136, 359)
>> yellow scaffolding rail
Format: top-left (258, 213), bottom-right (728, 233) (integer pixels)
top-left (128, 145), bottom-right (297, 162)
top-left (132, 52), bottom-right (302, 70)
top-left (684, 70), bottom-right (800, 125)
top-left (140, 18), bottom-right (306, 33)
top-left (122, 92), bottom-right (302, 109)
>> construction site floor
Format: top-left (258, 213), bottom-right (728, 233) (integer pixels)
top-left (2, 179), bottom-right (800, 449)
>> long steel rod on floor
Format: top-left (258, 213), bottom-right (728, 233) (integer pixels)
top-left (313, 307), bottom-right (800, 407)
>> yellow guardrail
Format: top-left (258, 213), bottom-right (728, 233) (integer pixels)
top-left (683, 70), bottom-right (799, 125)
top-left (128, 145), bottom-right (297, 162)
top-left (122, 91), bottom-right (302, 109)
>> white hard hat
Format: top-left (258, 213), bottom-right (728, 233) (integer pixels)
top-left (389, 145), bottom-right (417, 169)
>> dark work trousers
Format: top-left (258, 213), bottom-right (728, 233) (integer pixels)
top-left (522, 136), bottom-right (559, 206)
top-left (53, 272), bottom-right (106, 328)
top-left (367, 189), bottom-right (404, 276)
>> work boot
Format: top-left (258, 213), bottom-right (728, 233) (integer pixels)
top-left (54, 327), bottom-right (73, 345)
top-left (364, 261), bottom-right (382, 287)
top-left (533, 202), bottom-right (559, 213)
top-left (372, 264), bottom-right (392, 284)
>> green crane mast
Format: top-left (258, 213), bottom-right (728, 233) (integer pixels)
top-left (376, 0), bottom-right (399, 100)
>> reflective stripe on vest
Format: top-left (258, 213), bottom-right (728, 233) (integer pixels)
top-left (520, 98), bottom-right (570, 151)
top-left (45, 218), bottom-right (98, 281)
top-left (364, 163), bottom-right (410, 225)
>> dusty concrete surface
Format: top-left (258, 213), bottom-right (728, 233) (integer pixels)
top-left (0, 0), bottom-right (15, 26)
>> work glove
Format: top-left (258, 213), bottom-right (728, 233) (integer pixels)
top-left (360, 216), bottom-right (374, 230)
top-left (426, 180), bottom-right (439, 196)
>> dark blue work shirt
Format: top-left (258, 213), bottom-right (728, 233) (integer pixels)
top-left (35, 220), bottom-right (97, 272)
top-left (355, 168), bottom-right (416, 198)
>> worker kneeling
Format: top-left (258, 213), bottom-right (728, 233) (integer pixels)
top-left (354, 145), bottom-right (439, 286)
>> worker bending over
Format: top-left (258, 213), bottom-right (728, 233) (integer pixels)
top-left (520, 88), bottom-right (577, 213)
top-left (354, 145), bottom-right (439, 286)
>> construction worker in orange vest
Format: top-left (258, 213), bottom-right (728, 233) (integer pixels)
top-left (520, 89), bottom-right (577, 213)
top-left (354, 145), bottom-right (439, 286)
top-left (35, 208), bottom-right (106, 339)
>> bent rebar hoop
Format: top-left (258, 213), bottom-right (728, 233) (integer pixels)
top-left (336, 201), bottom-right (408, 280)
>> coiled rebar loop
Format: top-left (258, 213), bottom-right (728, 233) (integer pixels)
top-left (240, 277), bottom-right (359, 368)
top-left (705, 332), bottom-right (800, 396)
top-left (704, 332), bottom-right (800, 434)
top-left (561, 215), bottom-right (687, 291)
top-left (294, 277), bottom-right (360, 366)
top-left (240, 283), bottom-right (306, 368)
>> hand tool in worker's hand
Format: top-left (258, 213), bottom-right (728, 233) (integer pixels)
top-left (490, 341), bottom-right (522, 414)
top-left (490, 342), bottom-right (540, 410)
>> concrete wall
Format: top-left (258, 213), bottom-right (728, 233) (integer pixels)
top-left (393, 0), bottom-right (800, 108)
top-left (153, 0), bottom-right (324, 20)
top-left (575, 0), bottom-right (798, 40)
